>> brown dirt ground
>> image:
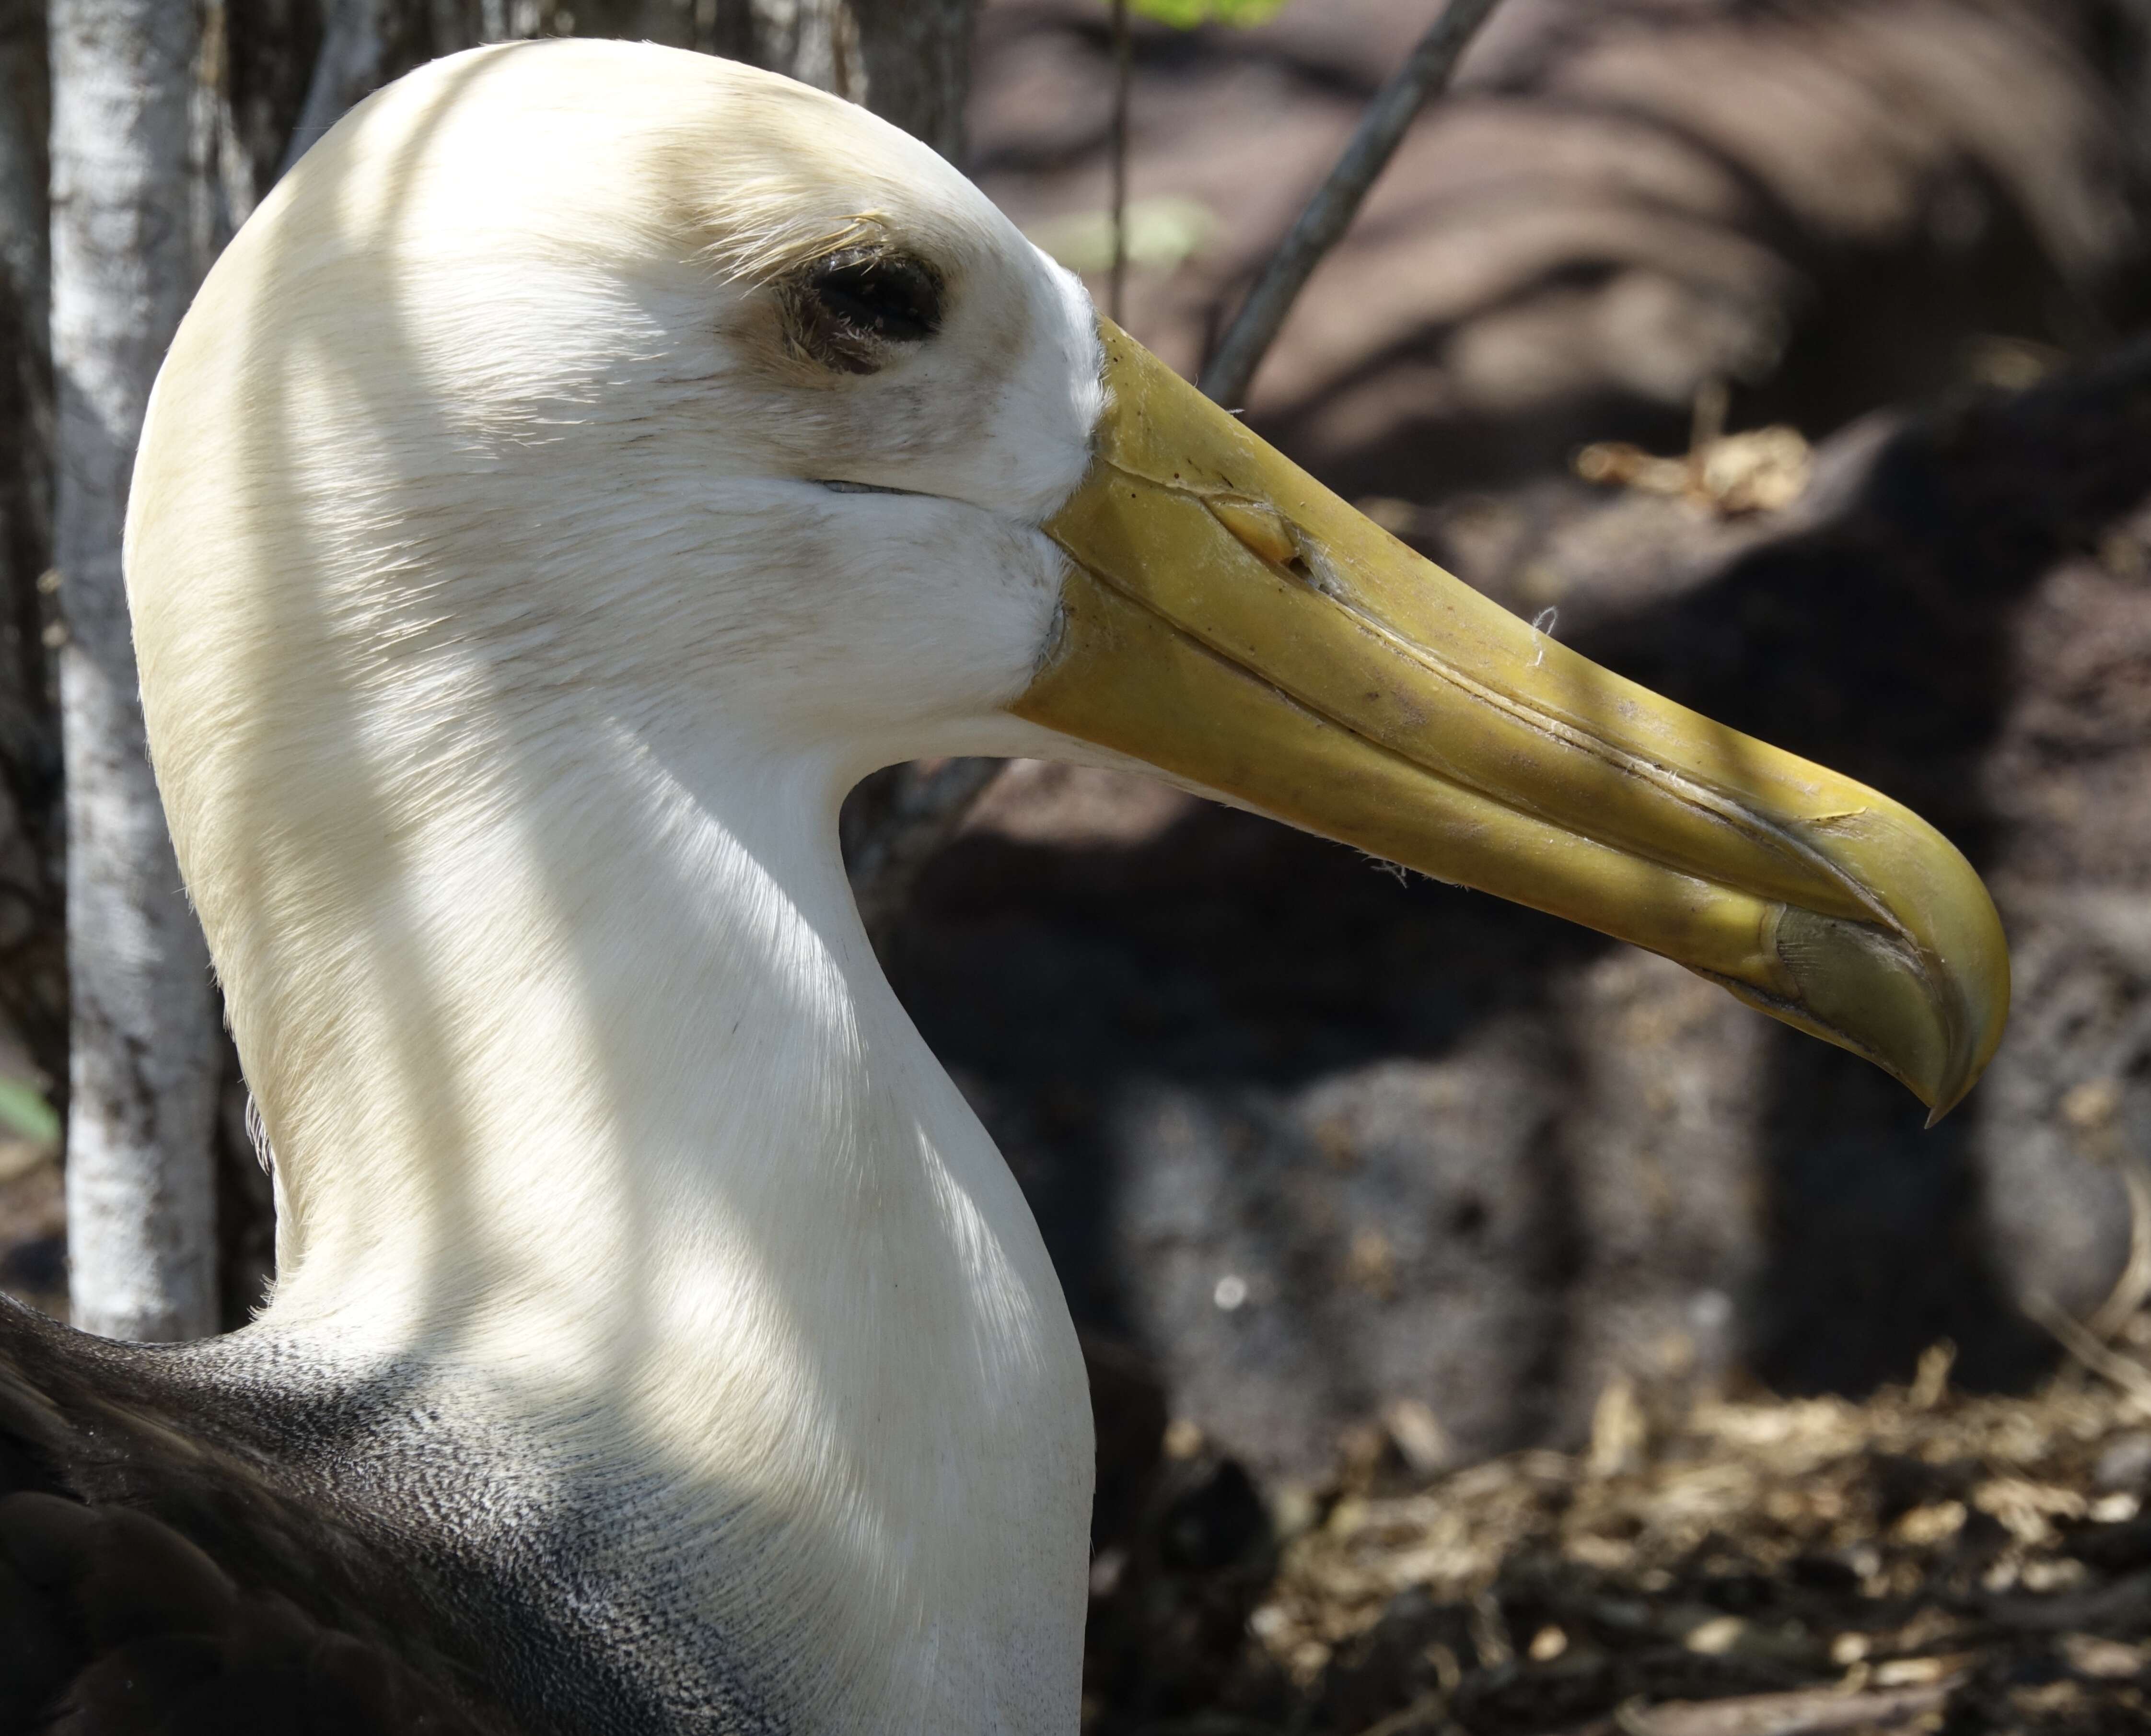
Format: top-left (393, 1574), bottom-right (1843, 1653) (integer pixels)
top-left (1082, 1338), bottom-right (2151, 1734)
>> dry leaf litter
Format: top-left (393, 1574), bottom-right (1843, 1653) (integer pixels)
top-left (1083, 1330), bottom-right (2151, 1736)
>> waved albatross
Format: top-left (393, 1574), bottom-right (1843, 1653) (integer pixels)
top-left (0, 38), bottom-right (2008, 1736)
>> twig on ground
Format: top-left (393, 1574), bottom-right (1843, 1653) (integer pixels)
top-left (1349, 1694), bottom-right (1446, 1736)
top-left (2025, 1289), bottom-right (2151, 1411)
top-left (2087, 1151), bottom-right (2151, 1340)
top-left (1982, 1568), bottom-right (2151, 1632)
top-left (1596, 1677), bottom-right (1960, 1736)
top-left (1197, 0), bottom-right (1507, 408)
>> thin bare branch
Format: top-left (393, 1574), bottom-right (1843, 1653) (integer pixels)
top-left (1198, 0), bottom-right (1504, 408)
top-left (2026, 1289), bottom-right (2151, 1413)
top-left (2086, 1150), bottom-right (2151, 1340)
top-left (53, 0), bottom-right (221, 1340)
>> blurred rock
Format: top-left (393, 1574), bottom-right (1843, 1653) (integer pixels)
top-left (2094, 1432), bottom-right (2151, 1495)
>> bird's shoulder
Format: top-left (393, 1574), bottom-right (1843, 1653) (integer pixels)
top-left (0, 1296), bottom-right (520, 1736)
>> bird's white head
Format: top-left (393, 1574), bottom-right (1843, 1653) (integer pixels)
top-left (136, 39), bottom-right (1103, 806)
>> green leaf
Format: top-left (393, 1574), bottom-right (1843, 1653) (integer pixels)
top-left (1127, 0), bottom-right (1291, 28)
top-left (0, 1076), bottom-right (58, 1146)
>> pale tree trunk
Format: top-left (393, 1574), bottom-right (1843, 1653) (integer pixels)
top-left (748, 0), bottom-right (860, 103)
top-left (746, 0), bottom-right (972, 159)
top-left (51, 0), bottom-right (220, 1341)
top-left (478, 2), bottom-right (976, 160)
top-left (846, 0), bottom-right (973, 162)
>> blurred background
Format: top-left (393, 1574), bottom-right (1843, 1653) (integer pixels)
top-left (7, 1), bottom-right (2151, 1729)
top-left (952, 0), bottom-right (2151, 1464)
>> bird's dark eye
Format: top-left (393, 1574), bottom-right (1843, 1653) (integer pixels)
top-left (786, 248), bottom-right (944, 374)
top-left (810, 250), bottom-right (942, 342)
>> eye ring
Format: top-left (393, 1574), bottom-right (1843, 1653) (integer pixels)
top-left (784, 247), bottom-right (945, 374)
top-left (808, 249), bottom-right (942, 341)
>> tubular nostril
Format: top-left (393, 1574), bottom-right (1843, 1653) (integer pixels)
top-left (1033, 599), bottom-right (1070, 672)
top-left (1206, 495), bottom-right (1298, 568)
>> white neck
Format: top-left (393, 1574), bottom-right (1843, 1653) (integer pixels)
top-left (241, 709), bottom-right (1093, 1734)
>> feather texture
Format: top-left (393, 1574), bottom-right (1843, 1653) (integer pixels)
top-left (0, 1303), bottom-right (513, 1734)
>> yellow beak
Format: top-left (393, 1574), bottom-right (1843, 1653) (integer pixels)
top-left (1011, 323), bottom-right (2008, 1120)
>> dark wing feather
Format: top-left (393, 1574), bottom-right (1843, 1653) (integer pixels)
top-left (0, 1302), bottom-right (519, 1736)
